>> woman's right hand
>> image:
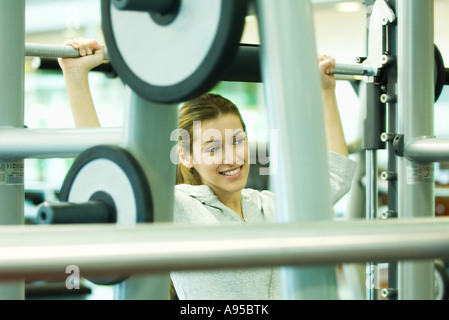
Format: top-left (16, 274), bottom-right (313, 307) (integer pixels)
top-left (58, 38), bottom-right (104, 75)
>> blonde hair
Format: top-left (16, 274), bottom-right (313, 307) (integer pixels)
top-left (177, 93), bottom-right (246, 185)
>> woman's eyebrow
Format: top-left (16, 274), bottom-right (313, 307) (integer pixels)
top-left (202, 139), bottom-right (221, 146)
top-left (234, 130), bottom-right (246, 136)
top-left (200, 130), bottom-right (245, 145)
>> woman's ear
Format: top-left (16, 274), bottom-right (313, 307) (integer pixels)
top-left (178, 147), bottom-right (194, 168)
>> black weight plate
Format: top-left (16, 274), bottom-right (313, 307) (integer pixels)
top-left (60, 145), bottom-right (153, 285)
top-left (101, 0), bottom-right (248, 103)
top-left (435, 44), bottom-right (445, 102)
top-left (60, 145), bottom-right (153, 224)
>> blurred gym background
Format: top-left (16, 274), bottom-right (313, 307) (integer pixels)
top-left (22, 0), bottom-right (449, 299)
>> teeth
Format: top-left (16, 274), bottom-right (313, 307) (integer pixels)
top-left (221, 167), bottom-right (241, 176)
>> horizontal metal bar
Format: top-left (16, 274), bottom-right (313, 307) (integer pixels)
top-left (404, 137), bottom-right (449, 162)
top-left (25, 43), bottom-right (111, 61)
top-left (0, 218), bottom-right (448, 281)
top-left (31, 57), bottom-right (116, 77)
top-left (375, 178), bottom-right (449, 197)
top-left (223, 45), bottom-right (378, 82)
top-left (332, 64), bottom-right (378, 77)
top-left (0, 127), bottom-right (123, 159)
top-left (25, 43), bottom-right (374, 82)
top-left (24, 42), bottom-right (375, 81)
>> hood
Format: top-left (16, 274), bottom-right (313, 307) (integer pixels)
top-left (175, 184), bottom-right (263, 217)
top-left (175, 184), bottom-right (221, 206)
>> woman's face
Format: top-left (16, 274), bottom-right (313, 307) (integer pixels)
top-left (191, 113), bottom-right (250, 197)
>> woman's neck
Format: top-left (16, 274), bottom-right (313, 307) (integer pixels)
top-left (212, 188), bottom-right (243, 219)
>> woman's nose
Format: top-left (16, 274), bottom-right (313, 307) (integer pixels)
top-left (222, 146), bottom-right (235, 165)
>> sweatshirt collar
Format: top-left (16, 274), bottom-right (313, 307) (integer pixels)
top-left (175, 184), bottom-right (263, 219)
top-left (175, 184), bottom-right (220, 205)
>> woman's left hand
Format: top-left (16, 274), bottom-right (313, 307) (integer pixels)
top-left (318, 54), bottom-right (336, 91)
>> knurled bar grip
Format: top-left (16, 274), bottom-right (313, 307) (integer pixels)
top-left (332, 63), bottom-right (378, 76)
top-left (25, 43), bottom-right (111, 61)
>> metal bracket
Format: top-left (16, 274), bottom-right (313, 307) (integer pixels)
top-left (393, 134), bottom-right (404, 157)
top-left (363, 0), bottom-right (396, 83)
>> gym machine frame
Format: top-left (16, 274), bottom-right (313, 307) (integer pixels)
top-left (0, 0), bottom-right (448, 300)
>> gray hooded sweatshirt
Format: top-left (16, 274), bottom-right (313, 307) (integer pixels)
top-left (171, 151), bottom-right (357, 300)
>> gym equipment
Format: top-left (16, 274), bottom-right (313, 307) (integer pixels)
top-left (0, 127), bottom-right (123, 159)
top-left (435, 45), bottom-right (446, 102)
top-left (434, 260), bottom-right (449, 300)
top-left (27, 41), bottom-right (384, 83)
top-left (101, 0), bottom-right (249, 103)
top-left (1, 218), bottom-right (449, 281)
top-left (35, 145), bottom-right (153, 285)
top-left (31, 57), bottom-right (117, 78)
top-left (27, 42), bottom-right (448, 103)
top-left (36, 145), bottom-right (153, 226)
top-left (25, 43), bottom-right (111, 60)
top-left (37, 199), bottom-right (116, 225)
top-left (2, 0), bottom-right (449, 301)
top-left (225, 44), bottom-right (446, 102)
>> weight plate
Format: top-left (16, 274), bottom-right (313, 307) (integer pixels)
top-left (435, 44), bottom-right (445, 102)
top-left (60, 145), bottom-right (153, 285)
top-left (101, 0), bottom-right (248, 103)
top-left (60, 145), bottom-right (153, 224)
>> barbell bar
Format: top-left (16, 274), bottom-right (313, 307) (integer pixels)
top-left (1, 217), bottom-right (449, 281)
top-left (25, 42), bottom-right (447, 102)
top-left (25, 42), bottom-right (378, 79)
top-left (36, 200), bottom-right (116, 225)
top-left (31, 57), bottom-right (117, 78)
top-left (25, 43), bottom-right (111, 60)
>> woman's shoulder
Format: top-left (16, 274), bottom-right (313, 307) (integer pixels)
top-left (242, 188), bottom-right (275, 221)
top-left (175, 184), bottom-right (214, 201)
top-left (173, 184), bottom-right (220, 224)
top-left (242, 188), bottom-right (274, 200)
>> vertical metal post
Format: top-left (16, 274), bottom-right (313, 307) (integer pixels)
top-left (114, 88), bottom-right (177, 300)
top-left (363, 81), bottom-right (386, 300)
top-left (257, 0), bottom-right (338, 299)
top-left (0, 0), bottom-right (25, 300)
top-left (397, 0), bottom-right (434, 300)
top-left (384, 0), bottom-right (398, 299)
top-left (365, 149), bottom-right (377, 300)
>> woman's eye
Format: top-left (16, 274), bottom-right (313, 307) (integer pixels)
top-left (206, 146), bottom-right (220, 154)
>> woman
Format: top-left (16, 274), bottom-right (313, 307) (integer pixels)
top-left (59, 38), bottom-right (357, 300)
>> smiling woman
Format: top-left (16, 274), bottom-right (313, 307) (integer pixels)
top-left (177, 96), bottom-right (250, 217)
top-left (58, 39), bottom-right (357, 300)
top-left (170, 91), bottom-right (357, 300)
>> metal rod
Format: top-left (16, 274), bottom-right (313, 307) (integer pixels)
top-left (25, 42), bottom-right (378, 81)
top-left (31, 57), bottom-right (116, 77)
top-left (36, 201), bottom-right (113, 225)
top-left (0, 127), bottom-right (123, 159)
top-left (0, 218), bottom-right (449, 281)
top-left (397, 0), bottom-right (435, 300)
top-left (116, 88), bottom-right (177, 299)
top-left (0, 0), bottom-right (26, 299)
top-left (223, 45), bottom-right (379, 83)
top-left (365, 150), bottom-right (378, 300)
top-left (25, 43), bottom-right (111, 61)
top-left (257, 0), bottom-right (337, 300)
top-left (404, 137), bottom-right (449, 163)
top-left (332, 64), bottom-right (377, 77)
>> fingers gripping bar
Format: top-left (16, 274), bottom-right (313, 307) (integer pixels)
top-left (25, 43), bottom-right (111, 61)
top-left (331, 64), bottom-right (378, 77)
